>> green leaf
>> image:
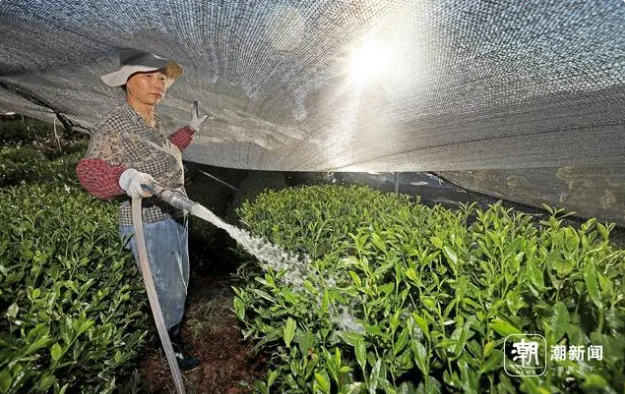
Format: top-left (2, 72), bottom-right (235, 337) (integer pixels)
top-left (314, 371), bottom-right (331, 394)
top-left (284, 317), bottom-right (296, 348)
top-left (322, 289), bottom-right (330, 313)
top-left (398, 349), bottom-right (414, 370)
top-left (497, 373), bottom-right (517, 394)
top-left (369, 359), bottom-right (381, 394)
top-left (264, 272), bottom-right (276, 288)
top-left (458, 357), bottom-right (479, 393)
top-left (339, 366), bottom-right (351, 374)
top-left (51, 343), bottom-right (63, 362)
top-left (563, 228), bottom-right (579, 250)
top-left (355, 338), bottom-right (367, 373)
top-left (462, 297), bottom-right (482, 310)
top-left (452, 323), bottom-right (469, 357)
top-left (596, 223), bottom-right (609, 241)
top-left (334, 347), bottom-right (342, 372)
top-left (480, 350), bottom-right (503, 374)
top-left (420, 297), bottom-right (438, 314)
top-left (337, 331), bottom-right (363, 347)
top-left (490, 319), bottom-right (521, 337)
top-left (406, 268), bottom-right (419, 283)
top-left (521, 377), bottom-right (551, 394)
top-left (551, 302), bottom-right (569, 342)
top-left (443, 246), bottom-right (458, 266)
top-left (324, 348), bottom-right (341, 384)
top-left (430, 236), bottom-right (443, 249)
top-left (379, 282), bottom-right (394, 296)
top-left (0, 369), bottom-right (12, 393)
top-left (598, 274), bottom-right (613, 298)
top-left (294, 330), bottom-right (316, 356)
top-left (365, 324), bottom-right (384, 337)
top-left (394, 328), bottom-right (410, 355)
top-left (525, 261), bottom-right (544, 290)
top-left (77, 319), bottom-right (94, 335)
top-left (37, 373), bottom-right (56, 391)
top-left (24, 334), bottom-right (52, 356)
top-left (583, 262), bottom-right (603, 308)
top-left (267, 369), bottom-right (278, 389)
top-left (390, 310), bottom-right (401, 333)
top-left (5, 303), bottom-right (18, 319)
top-left (281, 287), bottom-right (298, 305)
top-left (589, 332), bottom-right (623, 365)
top-left (419, 377), bottom-right (443, 394)
top-left (253, 380), bottom-right (268, 394)
top-left (233, 297), bottom-right (245, 321)
top-left (349, 271), bottom-right (362, 289)
top-left (606, 308), bottom-right (624, 332)
top-left (252, 289), bottom-right (275, 303)
top-left (371, 233), bottom-right (387, 253)
top-left (398, 382), bottom-right (415, 394)
top-left (411, 341), bottom-right (429, 375)
top-left (552, 258), bottom-right (574, 276)
top-left (483, 341), bottom-right (495, 358)
top-left (343, 382), bottom-right (366, 394)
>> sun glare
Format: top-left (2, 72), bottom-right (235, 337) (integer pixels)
top-left (349, 40), bottom-right (390, 85)
top-left (348, 38), bottom-right (408, 87)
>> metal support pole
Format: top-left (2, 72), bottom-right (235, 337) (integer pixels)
top-left (394, 173), bottom-right (399, 195)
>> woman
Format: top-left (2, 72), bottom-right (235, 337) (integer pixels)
top-left (76, 49), bottom-right (208, 371)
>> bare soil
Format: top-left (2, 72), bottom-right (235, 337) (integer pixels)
top-left (138, 275), bottom-right (266, 394)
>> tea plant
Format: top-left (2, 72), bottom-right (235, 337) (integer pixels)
top-left (0, 118), bottom-right (86, 159)
top-left (234, 185), bottom-right (625, 393)
top-left (0, 118), bottom-right (60, 146)
top-left (0, 183), bottom-right (149, 393)
top-left (0, 145), bottom-right (85, 188)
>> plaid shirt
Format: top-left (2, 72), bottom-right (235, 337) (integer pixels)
top-left (76, 101), bottom-right (195, 226)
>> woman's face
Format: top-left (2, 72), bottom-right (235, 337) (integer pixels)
top-left (125, 70), bottom-right (168, 106)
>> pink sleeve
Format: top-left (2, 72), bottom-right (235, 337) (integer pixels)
top-left (168, 125), bottom-right (195, 151)
top-left (76, 158), bottom-right (127, 200)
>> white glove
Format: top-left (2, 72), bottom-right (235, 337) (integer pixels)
top-left (188, 101), bottom-right (209, 132)
top-left (119, 169), bottom-right (156, 198)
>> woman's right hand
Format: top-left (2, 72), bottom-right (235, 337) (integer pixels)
top-left (118, 168), bottom-right (156, 198)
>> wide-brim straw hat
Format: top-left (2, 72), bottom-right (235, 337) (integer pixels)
top-left (100, 49), bottom-right (184, 88)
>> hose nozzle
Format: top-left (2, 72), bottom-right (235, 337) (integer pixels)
top-left (149, 184), bottom-right (197, 212)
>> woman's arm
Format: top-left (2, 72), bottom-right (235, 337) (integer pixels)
top-left (169, 102), bottom-right (209, 151)
top-left (76, 158), bottom-right (127, 200)
top-left (168, 125), bottom-right (195, 151)
top-left (76, 126), bottom-right (127, 200)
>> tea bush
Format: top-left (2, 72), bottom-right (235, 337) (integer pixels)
top-left (0, 145), bottom-right (86, 188)
top-left (0, 183), bottom-right (149, 393)
top-left (0, 118), bottom-right (86, 156)
top-left (0, 119), bottom-right (57, 146)
top-left (234, 185), bottom-right (625, 394)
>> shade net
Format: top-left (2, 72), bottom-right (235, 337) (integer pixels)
top-left (0, 0), bottom-right (624, 225)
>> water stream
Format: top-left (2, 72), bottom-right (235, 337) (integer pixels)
top-left (189, 204), bottom-right (363, 332)
top-left (190, 204), bottom-right (312, 287)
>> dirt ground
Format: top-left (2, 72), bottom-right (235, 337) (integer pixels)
top-left (137, 274), bottom-right (266, 394)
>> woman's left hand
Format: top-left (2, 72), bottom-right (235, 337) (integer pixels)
top-left (189, 101), bottom-right (210, 132)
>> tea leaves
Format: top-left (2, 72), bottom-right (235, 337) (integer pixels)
top-left (0, 184), bottom-right (149, 393)
top-left (234, 185), bottom-right (625, 393)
